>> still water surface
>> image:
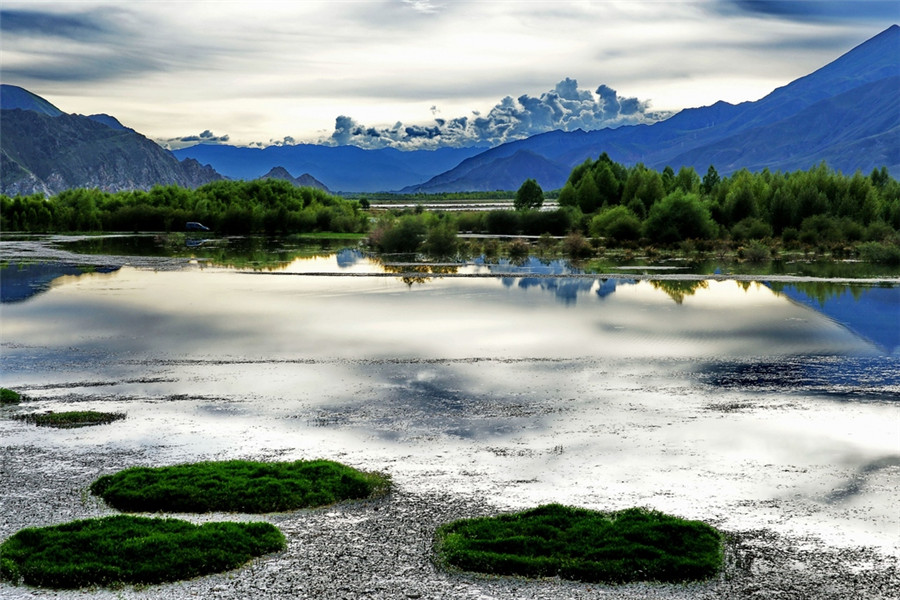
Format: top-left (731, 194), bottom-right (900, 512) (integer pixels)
top-left (1, 246), bottom-right (898, 556)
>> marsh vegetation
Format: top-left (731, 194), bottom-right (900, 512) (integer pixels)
top-left (0, 515), bottom-right (285, 589)
top-left (90, 459), bottom-right (391, 513)
top-left (14, 410), bottom-right (125, 428)
top-left (435, 504), bottom-right (724, 584)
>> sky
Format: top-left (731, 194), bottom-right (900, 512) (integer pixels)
top-left (1, 1), bottom-right (897, 151)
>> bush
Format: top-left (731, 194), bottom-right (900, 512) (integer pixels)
top-left (90, 459), bottom-right (390, 513)
top-left (562, 232), bottom-right (593, 259)
top-left (520, 209), bottom-right (571, 236)
top-left (800, 215), bottom-right (841, 245)
top-left (643, 191), bottom-right (716, 244)
top-left (782, 227), bottom-right (799, 244)
top-left (738, 241), bottom-right (771, 262)
top-left (590, 206), bottom-right (641, 242)
top-left (435, 504), bottom-right (723, 584)
top-left (485, 210), bottom-right (521, 235)
top-left (422, 222), bottom-right (458, 258)
top-left (0, 515), bottom-right (285, 588)
top-left (858, 241), bottom-right (900, 265)
top-left (370, 215), bottom-right (426, 253)
top-left (731, 217), bottom-right (772, 241)
top-left (14, 411), bottom-right (125, 428)
top-left (507, 239), bottom-right (530, 259)
top-left (1, 388), bottom-right (22, 405)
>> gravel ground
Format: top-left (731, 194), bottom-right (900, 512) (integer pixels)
top-left (1, 444), bottom-right (897, 600)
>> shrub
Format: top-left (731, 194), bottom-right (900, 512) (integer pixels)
top-left (800, 215), bottom-right (841, 244)
top-left (435, 504), bottom-right (723, 584)
top-left (90, 459), bottom-right (390, 513)
top-left (485, 210), bottom-right (521, 235)
top-left (865, 221), bottom-right (895, 242)
top-left (0, 515), bottom-right (285, 588)
top-left (731, 217), bottom-right (772, 241)
top-left (422, 222), bottom-right (459, 258)
top-left (14, 411), bottom-right (125, 428)
top-left (506, 239), bottom-right (530, 259)
top-left (520, 209), bottom-right (571, 236)
top-left (858, 241), bottom-right (900, 265)
top-left (590, 206), bottom-right (642, 242)
top-left (738, 241), bottom-right (771, 262)
top-left (562, 232), bottom-right (593, 259)
top-left (781, 227), bottom-right (799, 244)
top-left (370, 215), bottom-right (426, 253)
top-left (643, 191), bottom-right (716, 244)
top-left (1, 388), bottom-right (22, 405)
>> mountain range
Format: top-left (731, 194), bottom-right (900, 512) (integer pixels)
top-left (399, 24), bottom-right (899, 193)
top-left (1, 25), bottom-right (897, 196)
top-left (0, 85), bottom-right (223, 197)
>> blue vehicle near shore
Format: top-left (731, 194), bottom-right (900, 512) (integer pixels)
top-left (185, 221), bottom-right (210, 231)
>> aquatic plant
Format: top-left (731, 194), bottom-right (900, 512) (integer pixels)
top-left (0, 515), bottom-right (285, 588)
top-left (90, 459), bottom-right (390, 513)
top-left (15, 410), bottom-right (125, 428)
top-left (435, 504), bottom-right (723, 584)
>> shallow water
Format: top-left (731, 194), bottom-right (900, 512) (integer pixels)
top-left (1, 244), bottom-right (899, 560)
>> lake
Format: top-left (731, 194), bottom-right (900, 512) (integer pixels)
top-left (1, 235), bottom-right (898, 597)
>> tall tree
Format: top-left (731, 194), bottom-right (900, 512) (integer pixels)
top-left (514, 178), bottom-right (544, 211)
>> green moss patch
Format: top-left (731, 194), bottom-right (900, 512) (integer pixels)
top-left (15, 410), bottom-right (125, 428)
top-left (0, 515), bottom-right (285, 589)
top-left (90, 459), bottom-right (390, 513)
top-left (435, 504), bottom-right (723, 584)
top-left (1, 388), bottom-right (23, 405)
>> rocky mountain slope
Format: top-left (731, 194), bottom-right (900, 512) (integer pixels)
top-left (0, 85), bottom-right (222, 196)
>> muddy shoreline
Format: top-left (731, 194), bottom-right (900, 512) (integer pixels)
top-left (2, 404), bottom-right (898, 600)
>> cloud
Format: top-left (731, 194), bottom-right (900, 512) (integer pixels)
top-left (0, 8), bottom-right (108, 40)
top-left (0, 6), bottom-right (217, 83)
top-left (158, 130), bottom-right (230, 150)
top-left (325, 78), bottom-right (671, 150)
top-left (721, 0), bottom-right (900, 22)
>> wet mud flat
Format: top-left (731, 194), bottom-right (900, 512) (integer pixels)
top-left (1, 241), bottom-right (899, 598)
top-left (1, 435), bottom-right (898, 600)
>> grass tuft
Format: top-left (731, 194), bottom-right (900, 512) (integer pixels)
top-left (90, 459), bottom-right (391, 513)
top-left (0, 515), bottom-right (285, 589)
top-left (14, 411), bottom-right (125, 428)
top-left (435, 504), bottom-right (723, 584)
top-left (1, 388), bottom-right (23, 405)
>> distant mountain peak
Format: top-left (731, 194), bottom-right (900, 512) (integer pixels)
top-left (259, 166), bottom-right (330, 192)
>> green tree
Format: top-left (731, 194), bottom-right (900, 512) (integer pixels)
top-left (514, 178), bottom-right (544, 211)
top-left (701, 165), bottom-right (720, 195)
top-left (643, 190), bottom-right (716, 244)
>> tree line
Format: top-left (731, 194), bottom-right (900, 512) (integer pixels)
top-left (0, 179), bottom-right (367, 235)
top-left (556, 154), bottom-right (899, 245)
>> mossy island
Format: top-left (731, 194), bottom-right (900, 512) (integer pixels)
top-left (0, 515), bottom-right (285, 589)
top-left (1, 387), bottom-right (24, 405)
top-left (435, 503), bottom-right (724, 584)
top-left (90, 459), bottom-right (391, 513)
top-left (14, 410), bottom-right (125, 428)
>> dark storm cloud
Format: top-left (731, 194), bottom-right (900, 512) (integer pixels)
top-left (0, 8), bottom-right (107, 40)
top-left (0, 7), bottom-right (194, 83)
top-left (327, 79), bottom-right (670, 150)
top-left (723, 0), bottom-right (900, 22)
